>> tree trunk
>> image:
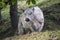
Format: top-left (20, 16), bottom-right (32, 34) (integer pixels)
top-left (10, 0), bottom-right (18, 31)
top-left (0, 8), bottom-right (2, 23)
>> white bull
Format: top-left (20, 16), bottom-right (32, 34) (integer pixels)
top-left (18, 6), bottom-right (44, 34)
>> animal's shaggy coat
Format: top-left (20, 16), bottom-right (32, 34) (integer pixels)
top-left (18, 6), bottom-right (44, 34)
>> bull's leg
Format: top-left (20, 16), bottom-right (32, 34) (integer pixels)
top-left (18, 24), bottom-right (24, 35)
top-left (38, 22), bottom-right (44, 32)
top-left (30, 26), bottom-right (35, 32)
top-left (29, 22), bottom-right (36, 32)
top-left (17, 18), bottom-right (24, 35)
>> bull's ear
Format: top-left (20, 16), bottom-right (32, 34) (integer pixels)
top-left (32, 7), bottom-right (34, 12)
top-left (20, 8), bottom-right (25, 13)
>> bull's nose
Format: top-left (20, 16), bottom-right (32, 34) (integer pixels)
top-left (25, 18), bottom-right (30, 22)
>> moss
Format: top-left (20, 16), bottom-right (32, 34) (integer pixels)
top-left (4, 31), bottom-right (60, 40)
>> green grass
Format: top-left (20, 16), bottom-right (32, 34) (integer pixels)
top-left (0, 0), bottom-right (60, 40)
top-left (0, 6), bottom-right (11, 33)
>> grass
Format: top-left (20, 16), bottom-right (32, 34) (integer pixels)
top-left (0, 0), bottom-right (60, 40)
top-left (0, 6), bottom-right (11, 33)
top-left (4, 31), bottom-right (60, 40)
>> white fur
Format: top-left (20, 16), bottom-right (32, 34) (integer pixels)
top-left (18, 6), bottom-right (44, 34)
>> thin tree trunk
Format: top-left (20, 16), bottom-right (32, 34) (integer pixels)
top-left (0, 8), bottom-right (2, 23)
top-left (10, 0), bottom-right (18, 31)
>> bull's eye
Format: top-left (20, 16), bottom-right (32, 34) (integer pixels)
top-left (25, 18), bottom-right (30, 22)
top-left (29, 12), bottom-right (32, 15)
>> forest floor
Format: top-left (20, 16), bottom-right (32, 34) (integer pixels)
top-left (0, 0), bottom-right (60, 40)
